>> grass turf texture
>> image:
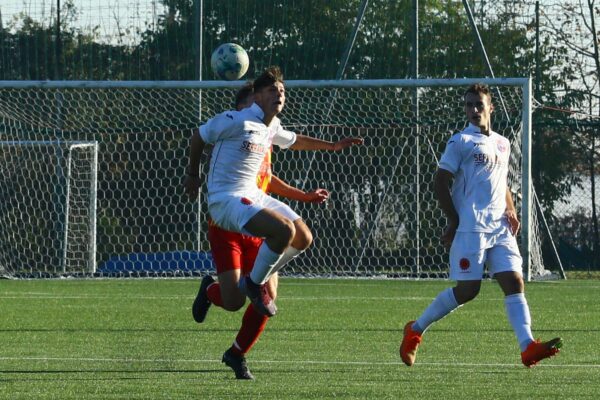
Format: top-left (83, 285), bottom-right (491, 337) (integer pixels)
top-left (0, 278), bottom-right (598, 399)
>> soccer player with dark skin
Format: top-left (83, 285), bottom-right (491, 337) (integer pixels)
top-left (399, 83), bottom-right (562, 368)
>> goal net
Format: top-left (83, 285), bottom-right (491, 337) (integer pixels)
top-left (0, 139), bottom-right (97, 277)
top-left (0, 79), bottom-right (555, 279)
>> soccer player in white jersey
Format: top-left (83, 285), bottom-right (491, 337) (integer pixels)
top-left (184, 66), bottom-right (362, 317)
top-left (399, 83), bottom-right (562, 368)
top-left (191, 82), bottom-right (330, 380)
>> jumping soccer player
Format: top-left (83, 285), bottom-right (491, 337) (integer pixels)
top-left (190, 82), bottom-right (329, 379)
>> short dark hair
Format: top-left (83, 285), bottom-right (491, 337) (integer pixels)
top-left (253, 66), bottom-right (284, 93)
top-left (464, 83), bottom-right (492, 101)
top-left (234, 81), bottom-right (254, 109)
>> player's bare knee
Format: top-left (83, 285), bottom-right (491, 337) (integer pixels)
top-left (453, 284), bottom-right (480, 304)
top-left (495, 271), bottom-right (524, 295)
top-left (220, 286), bottom-right (246, 311)
top-left (278, 218), bottom-right (296, 245)
top-left (222, 295), bottom-right (245, 311)
top-left (291, 220), bottom-right (312, 250)
top-left (292, 228), bottom-right (313, 250)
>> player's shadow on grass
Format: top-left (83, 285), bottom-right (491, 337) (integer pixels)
top-left (0, 368), bottom-right (222, 381)
top-left (0, 328), bottom-right (239, 333)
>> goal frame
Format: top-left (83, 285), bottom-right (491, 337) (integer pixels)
top-left (0, 139), bottom-right (98, 276)
top-left (0, 78), bottom-right (536, 279)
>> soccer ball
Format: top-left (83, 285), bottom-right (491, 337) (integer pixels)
top-left (210, 43), bottom-right (249, 81)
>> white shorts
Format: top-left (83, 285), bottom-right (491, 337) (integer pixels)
top-left (449, 230), bottom-right (523, 281)
top-left (208, 191), bottom-right (301, 235)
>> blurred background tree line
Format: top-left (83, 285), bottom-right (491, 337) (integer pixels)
top-left (0, 0), bottom-right (599, 272)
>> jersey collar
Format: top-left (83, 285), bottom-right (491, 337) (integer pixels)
top-left (249, 102), bottom-right (280, 126)
top-left (466, 123), bottom-right (495, 136)
top-left (248, 102), bottom-right (263, 117)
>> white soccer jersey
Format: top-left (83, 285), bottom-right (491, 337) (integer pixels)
top-left (199, 103), bottom-right (296, 204)
top-left (438, 123), bottom-right (511, 233)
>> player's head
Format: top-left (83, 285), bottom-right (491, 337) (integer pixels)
top-left (253, 66), bottom-right (285, 117)
top-left (235, 81), bottom-right (254, 111)
top-left (464, 83), bottom-right (494, 132)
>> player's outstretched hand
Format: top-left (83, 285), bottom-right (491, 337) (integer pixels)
top-left (505, 210), bottom-right (520, 235)
top-left (333, 137), bottom-right (364, 151)
top-left (304, 188), bottom-right (330, 203)
top-left (184, 175), bottom-right (202, 200)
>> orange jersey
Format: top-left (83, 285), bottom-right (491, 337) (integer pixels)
top-left (256, 147), bottom-right (273, 193)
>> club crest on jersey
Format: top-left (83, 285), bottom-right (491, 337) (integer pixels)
top-left (459, 258), bottom-right (470, 270)
top-left (497, 139), bottom-right (508, 153)
top-left (240, 197), bottom-right (253, 205)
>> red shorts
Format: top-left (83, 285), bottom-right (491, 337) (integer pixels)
top-left (208, 223), bottom-right (263, 275)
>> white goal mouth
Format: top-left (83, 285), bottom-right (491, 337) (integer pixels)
top-left (0, 140), bottom-right (98, 277)
top-left (0, 78), bottom-right (553, 280)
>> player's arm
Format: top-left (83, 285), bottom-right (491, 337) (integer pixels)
top-left (268, 175), bottom-right (329, 203)
top-left (289, 134), bottom-right (363, 151)
top-left (184, 130), bottom-right (206, 200)
top-left (434, 168), bottom-right (459, 248)
top-left (505, 188), bottom-right (520, 235)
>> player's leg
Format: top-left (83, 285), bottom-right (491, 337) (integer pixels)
top-left (243, 193), bottom-right (308, 283)
top-left (213, 230), bottom-right (267, 311)
top-left (222, 244), bottom-right (276, 380)
top-left (243, 207), bottom-right (294, 283)
top-left (208, 193), bottom-right (295, 286)
top-left (399, 283), bottom-right (467, 366)
top-left (489, 234), bottom-right (561, 367)
top-left (400, 232), bottom-right (484, 366)
top-left (236, 208), bottom-right (291, 316)
top-left (270, 219), bottom-right (312, 275)
top-left (216, 269), bottom-right (246, 311)
top-left (239, 194), bottom-right (305, 316)
top-left (228, 274), bottom-right (277, 359)
top-left (192, 225), bottom-right (246, 323)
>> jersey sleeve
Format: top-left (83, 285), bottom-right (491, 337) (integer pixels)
top-left (199, 111), bottom-right (239, 144)
top-left (272, 127), bottom-right (297, 149)
top-left (438, 134), bottom-right (462, 174)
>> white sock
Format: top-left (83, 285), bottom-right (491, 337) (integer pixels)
top-left (270, 246), bottom-right (303, 275)
top-left (504, 293), bottom-right (534, 351)
top-left (249, 243), bottom-right (284, 285)
top-left (414, 288), bottom-right (461, 334)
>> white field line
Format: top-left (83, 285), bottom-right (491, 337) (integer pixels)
top-left (0, 294), bottom-right (439, 301)
top-left (0, 356), bottom-right (596, 369)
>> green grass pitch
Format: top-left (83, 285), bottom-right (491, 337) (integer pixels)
top-left (1, 278), bottom-right (598, 399)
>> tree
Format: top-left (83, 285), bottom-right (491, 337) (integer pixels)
top-left (541, 0), bottom-right (600, 264)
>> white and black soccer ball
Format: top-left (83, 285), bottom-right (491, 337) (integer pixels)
top-left (210, 43), bottom-right (249, 81)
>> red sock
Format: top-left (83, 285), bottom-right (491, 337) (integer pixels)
top-left (206, 282), bottom-right (223, 307)
top-left (230, 303), bottom-right (269, 356)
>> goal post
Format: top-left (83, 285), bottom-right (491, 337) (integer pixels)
top-left (0, 78), bottom-right (555, 279)
top-left (0, 139), bottom-right (98, 277)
